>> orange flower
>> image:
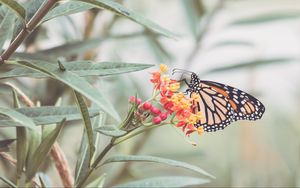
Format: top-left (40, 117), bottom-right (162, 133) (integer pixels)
top-left (148, 64), bottom-right (203, 136)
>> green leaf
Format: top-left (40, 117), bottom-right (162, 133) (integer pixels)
top-left (205, 58), bottom-right (296, 74)
top-left (101, 155), bottom-right (215, 179)
top-left (75, 114), bottom-right (104, 184)
top-left (181, 0), bottom-right (205, 38)
top-left (0, 106), bottom-right (100, 126)
top-left (0, 8), bottom-right (15, 50)
top-left (96, 125), bottom-right (126, 137)
top-left (0, 176), bottom-right (17, 188)
top-left (86, 173), bottom-right (106, 188)
top-left (16, 127), bottom-right (28, 178)
top-left (1, 60), bottom-right (153, 79)
top-left (38, 38), bottom-right (104, 57)
top-left (208, 40), bottom-right (254, 50)
top-left (112, 176), bottom-right (210, 188)
top-left (0, 0), bottom-right (26, 22)
top-left (75, 0), bottom-right (177, 39)
top-left (43, 1), bottom-right (93, 23)
top-left (74, 90), bottom-right (95, 165)
top-left (6, 60), bottom-right (121, 122)
top-left (229, 12), bottom-right (300, 26)
top-left (26, 118), bottom-right (66, 181)
top-left (0, 107), bottom-right (35, 129)
top-left (0, 139), bottom-right (15, 152)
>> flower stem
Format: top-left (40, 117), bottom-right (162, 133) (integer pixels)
top-left (75, 140), bottom-right (115, 187)
top-left (0, 0), bottom-right (59, 64)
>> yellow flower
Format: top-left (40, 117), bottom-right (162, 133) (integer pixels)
top-left (197, 126), bottom-right (204, 135)
top-left (168, 82), bottom-right (180, 92)
top-left (191, 93), bottom-right (200, 102)
top-left (159, 64), bottom-right (168, 73)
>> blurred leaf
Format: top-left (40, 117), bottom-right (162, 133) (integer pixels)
top-left (75, 114), bottom-right (104, 184)
top-left (101, 155), bottom-right (215, 179)
top-left (26, 118), bottom-right (66, 181)
top-left (230, 12), bottom-right (300, 26)
top-left (96, 125), bottom-right (126, 137)
top-left (0, 176), bottom-right (17, 188)
top-left (0, 139), bottom-right (15, 152)
top-left (6, 60), bottom-right (121, 122)
top-left (86, 173), bottom-right (106, 188)
top-left (38, 38), bottom-right (103, 57)
top-left (43, 1), bottom-right (93, 23)
top-left (75, 0), bottom-right (177, 39)
top-left (146, 34), bottom-right (173, 62)
top-left (0, 0), bottom-right (26, 22)
top-left (1, 60), bottom-right (153, 79)
top-left (0, 107), bottom-right (36, 129)
top-left (205, 58), bottom-right (297, 74)
top-left (12, 52), bottom-right (55, 61)
top-left (74, 91), bottom-right (95, 165)
top-left (208, 40), bottom-right (254, 50)
top-left (0, 106), bottom-right (100, 126)
top-left (112, 176), bottom-right (210, 188)
top-left (0, 9), bottom-right (15, 50)
top-left (181, 0), bottom-right (205, 38)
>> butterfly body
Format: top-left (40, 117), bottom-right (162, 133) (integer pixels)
top-left (182, 72), bottom-right (265, 132)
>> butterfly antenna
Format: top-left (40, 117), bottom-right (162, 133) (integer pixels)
top-left (172, 68), bottom-right (194, 75)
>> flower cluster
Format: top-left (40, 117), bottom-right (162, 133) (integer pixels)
top-left (128, 64), bottom-right (204, 136)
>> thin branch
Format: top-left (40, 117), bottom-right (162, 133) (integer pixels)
top-left (0, 0), bottom-right (59, 64)
top-left (50, 143), bottom-right (74, 187)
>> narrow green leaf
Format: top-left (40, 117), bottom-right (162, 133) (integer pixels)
top-left (208, 40), bottom-right (254, 50)
top-left (75, 0), bottom-right (177, 39)
top-left (0, 106), bottom-right (100, 126)
top-left (6, 60), bottom-right (121, 122)
top-left (181, 0), bottom-right (204, 38)
top-left (43, 1), bottom-right (93, 23)
top-left (26, 118), bottom-right (66, 181)
top-left (0, 176), bottom-right (17, 188)
top-left (1, 60), bottom-right (153, 79)
top-left (16, 127), bottom-right (28, 178)
top-left (229, 12), bottom-right (300, 26)
top-left (205, 58), bottom-right (296, 74)
top-left (112, 176), bottom-right (210, 188)
top-left (86, 173), bottom-right (106, 188)
top-left (0, 107), bottom-right (35, 129)
top-left (74, 91), bottom-right (95, 165)
top-left (0, 8), bottom-right (15, 50)
top-left (101, 155), bottom-right (215, 179)
top-left (96, 125), bottom-right (126, 137)
top-left (0, 0), bottom-right (26, 22)
top-left (0, 139), bottom-right (15, 152)
top-left (75, 114), bottom-right (104, 184)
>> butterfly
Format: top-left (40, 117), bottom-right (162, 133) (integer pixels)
top-left (172, 69), bottom-right (265, 132)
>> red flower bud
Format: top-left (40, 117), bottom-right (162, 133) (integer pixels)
top-left (142, 102), bottom-right (152, 110)
top-left (152, 116), bottom-right (162, 124)
top-left (159, 113), bottom-right (168, 120)
top-left (150, 106), bottom-right (161, 116)
top-left (129, 96), bottom-right (136, 103)
top-left (136, 98), bottom-right (142, 105)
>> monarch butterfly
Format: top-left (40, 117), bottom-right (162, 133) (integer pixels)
top-left (172, 69), bottom-right (265, 132)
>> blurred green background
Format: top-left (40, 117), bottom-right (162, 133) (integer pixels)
top-left (1, 0), bottom-right (300, 187)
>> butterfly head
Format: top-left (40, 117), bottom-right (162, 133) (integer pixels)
top-left (172, 69), bottom-right (200, 92)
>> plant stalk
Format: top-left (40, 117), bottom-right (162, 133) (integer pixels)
top-left (0, 0), bottom-right (59, 64)
top-left (75, 140), bottom-right (115, 187)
